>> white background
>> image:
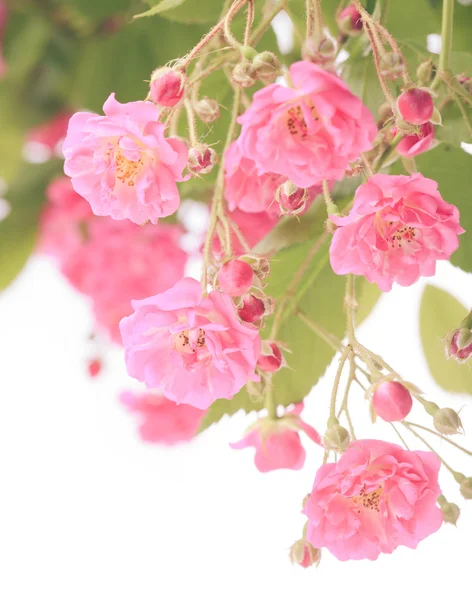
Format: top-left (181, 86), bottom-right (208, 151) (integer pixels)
top-left (1, 256), bottom-right (471, 600)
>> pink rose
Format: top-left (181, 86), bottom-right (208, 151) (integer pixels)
top-left (230, 403), bottom-right (321, 472)
top-left (396, 122), bottom-right (435, 158)
top-left (330, 173), bottom-right (464, 291)
top-left (303, 439), bottom-right (443, 561)
top-left (120, 278), bottom-right (261, 409)
top-left (120, 391), bottom-right (204, 444)
top-left (237, 61), bottom-right (377, 188)
top-left (63, 93), bottom-right (188, 225)
top-left (63, 218), bottom-right (187, 343)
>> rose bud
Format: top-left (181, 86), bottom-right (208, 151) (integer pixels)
top-left (396, 122), bottom-right (435, 158)
top-left (438, 497), bottom-right (460, 526)
top-left (238, 293), bottom-right (274, 324)
top-left (324, 423), bottom-right (350, 452)
top-left (150, 67), bottom-right (186, 107)
top-left (371, 380), bottom-right (413, 422)
top-left (276, 181), bottom-right (309, 215)
top-left (397, 88), bottom-right (434, 125)
top-left (217, 259), bottom-right (254, 296)
top-left (433, 407), bottom-right (463, 435)
top-left (195, 97), bottom-right (220, 123)
top-left (257, 341), bottom-right (284, 373)
top-left (336, 5), bottom-right (363, 36)
top-left (416, 59), bottom-right (434, 85)
top-left (252, 51), bottom-right (281, 83)
top-left (187, 145), bottom-right (218, 175)
top-left (379, 52), bottom-right (406, 81)
top-left (232, 60), bottom-right (257, 88)
top-left (460, 477), bottom-right (472, 500)
top-left (446, 318), bottom-right (472, 363)
top-left (290, 540), bottom-right (321, 568)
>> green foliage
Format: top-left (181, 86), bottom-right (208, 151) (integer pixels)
top-left (134, 0), bottom-right (188, 20)
top-left (420, 285), bottom-right (472, 394)
top-left (0, 162), bottom-right (62, 292)
top-left (136, 0), bottom-right (215, 22)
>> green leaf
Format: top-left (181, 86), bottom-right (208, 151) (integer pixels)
top-left (58, 0), bottom-right (132, 20)
top-left (199, 237), bottom-right (381, 433)
top-left (420, 285), bottom-right (472, 394)
top-left (134, 0), bottom-right (188, 20)
top-left (0, 161), bottom-right (62, 292)
top-left (412, 145), bottom-right (472, 273)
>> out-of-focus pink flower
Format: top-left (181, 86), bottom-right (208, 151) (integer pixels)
top-left (0, 2), bottom-right (8, 78)
top-left (39, 176), bottom-right (93, 263)
top-left (303, 439), bottom-right (443, 560)
top-left (396, 122), bottom-right (435, 157)
top-left (230, 403), bottom-right (322, 472)
top-left (237, 61), bottom-right (377, 188)
top-left (120, 391), bottom-right (204, 444)
top-left (63, 218), bottom-right (187, 343)
top-left (63, 93), bottom-right (188, 225)
top-left (26, 111), bottom-right (73, 156)
top-left (120, 278), bottom-right (261, 409)
top-left (330, 173), bottom-right (464, 292)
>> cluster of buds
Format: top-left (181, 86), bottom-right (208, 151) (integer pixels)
top-left (232, 48), bottom-right (281, 88)
top-left (213, 255), bottom-right (275, 328)
top-left (446, 311), bottom-right (472, 363)
top-left (275, 181), bottom-right (310, 216)
top-left (187, 144), bottom-right (218, 176)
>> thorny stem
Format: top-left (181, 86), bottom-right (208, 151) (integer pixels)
top-left (224, 0), bottom-right (249, 49)
top-left (402, 422), bottom-right (462, 479)
top-left (305, 0), bottom-right (314, 38)
top-left (329, 346), bottom-right (352, 420)
top-left (297, 310), bottom-right (343, 352)
top-left (322, 180), bottom-right (338, 215)
top-left (405, 422), bottom-right (472, 458)
top-left (362, 20), bottom-right (396, 109)
top-left (244, 0), bottom-right (254, 46)
top-left (201, 87), bottom-right (242, 289)
top-left (432, 0), bottom-right (454, 90)
top-left (184, 99), bottom-right (198, 146)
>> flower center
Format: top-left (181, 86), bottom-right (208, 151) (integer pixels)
top-left (172, 328), bottom-right (206, 355)
top-left (352, 485), bottom-right (382, 513)
top-left (386, 222), bottom-right (418, 249)
top-left (285, 102), bottom-right (319, 138)
top-left (114, 149), bottom-right (144, 187)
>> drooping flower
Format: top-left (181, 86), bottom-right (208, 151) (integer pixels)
top-left (329, 173), bottom-right (464, 292)
top-left (63, 93), bottom-right (188, 225)
top-left (63, 218), bottom-right (187, 343)
top-left (230, 403), bottom-right (322, 472)
top-left (396, 122), bottom-right (435, 158)
top-left (120, 391), bottom-right (204, 444)
top-left (237, 61), bottom-right (377, 188)
top-left (120, 278), bottom-right (261, 409)
top-left (303, 439), bottom-right (443, 561)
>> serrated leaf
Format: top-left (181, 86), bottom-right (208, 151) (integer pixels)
top-left (420, 285), bottom-right (472, 394)
top-left (134, 0), bottom-right (187, 19)
top-left (0, 161), bottom-right (62, 292)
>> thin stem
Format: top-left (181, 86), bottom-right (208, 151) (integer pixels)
top-left (405, 422), bottom-right (472, 457)
top-left (228, 218), bottom-right (251, 252)
top-left (389, 422), bottom-right (410, 450)
top-left (402, 422), bottom-right (461, 478)
top-left (312, 0), bottom-right (323, 44)
top-left (297, 310), bottom-right (343, 352)
top-left (265, 378), bottom-right (277, 419)
top-left (345, 274), bottom-right (356, 344)
top-left (432, 0), bottom-right (454, 89)
top-left (440, 70), bottom-right (472, 106)
top-left (224, 0), bottom-right (248, 49)
top-left (374, 131), bottom-right (402, 171)
top-left (363, 20), bottom-right (396, 109)
top-left (184, 99), bottom-right (198, 146)
top-left (244, 0), bottom-right (254, 46)
top-left (329, 346), bottom-right (351, 420)
top-left (322, 180), bottom-right (338, 215)
top-left (361, 153), bottom-right (374, 177)
top-left (375, 21), bottom-right (411, 85)
top-left (251, 0), bottom-right (287, 45)
top-left (306, 0), bottom-right (315, 38)
top-left (337, 354), bottom-right (357, 440)
top-left (453, 93), bottom-right (472, 138)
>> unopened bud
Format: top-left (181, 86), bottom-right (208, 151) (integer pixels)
top-left (217, 258), bottom-right (254, 296)
top-left (232, 60), bottom-right (257, 88)
top-left (379, 52), bottom-right (406, 81)
top-left (194, 97), bottom-right (220, 123)
top-left (439, 499), bottom-right (460, 525)
top-left (416, 59), bottom-right (434, 85)
top-left (289, 540), bottom-right (321, 568)
top-left (302, 37), bottom-right (337, 66)
top-left (433, 407), bottom-right (463, 435)
top-left (257, 341), bottom-right (284, 373)
top-left (276, 181), bottom-right (309, 215)
top-left (324, 424), bottom-right (350, 452)
top-left (150, 67), bottom-right (186, 107)
top-left (397, 88), bottom-right (434, 125)
top-left (460, 477), bottom-right (472, 500)
top-left (252, 51), bottom-right (281, 83)
top-left (371, 380), bottom-right (413, 422)
top-left (238, 294), bottom-right (265, 324)
top-left (446, 325), bottom-right (472, 363)
top-left (336, 5), bottom-right (363, 36)
top-left (187, 145), bottom-right (218, 175)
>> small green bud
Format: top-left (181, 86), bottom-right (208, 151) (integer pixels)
top-left (324, 424), bottom-right (350, 452)
top-left (460, 477), bottom-right (472, 500)
top-left (252, 51), bottom-right (281, 83)
top-left (433, 407), bottom-right (463, 435)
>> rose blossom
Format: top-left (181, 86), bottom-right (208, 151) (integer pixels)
top-left (63, 218), bottom-right (187, 343)
top-left (230, 403), bottom-right (321, 472)
top-left (63, 93), bottom-right (188, 225)
top-left (329, 173), bottom-right (464, 291)
top-left (303, 439), bottom-right (443, 561)
top-left (237, 61), bottom-right (377, 188)
top-left (120, 391), bottom-right (204, 444)
top-left (120, 278), bottom-right (261, 409)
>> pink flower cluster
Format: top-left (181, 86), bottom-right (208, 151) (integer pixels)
top-left (63, 94), bottom-right (188, 225)
top-left (304, 440), bottom-right (443, 560)
top-left (120, 278), bottom-right (261, 409)
top-left (39, 177), bottom-right (187, 342)
top-left (330, 173), bottom-right (463, 291)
